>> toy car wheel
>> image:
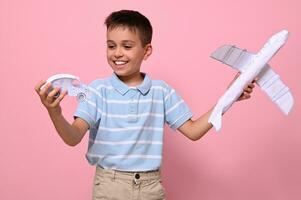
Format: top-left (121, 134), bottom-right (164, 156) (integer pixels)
top-left (76, 92), bottom-right (86, 101)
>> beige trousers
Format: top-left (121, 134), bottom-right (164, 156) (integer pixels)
top-left (92, 167), bottom-right (166, 200)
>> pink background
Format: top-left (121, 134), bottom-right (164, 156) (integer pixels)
top-left (1, 0), bottom-right (300, 199)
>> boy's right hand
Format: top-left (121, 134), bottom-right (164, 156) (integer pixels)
top-left (35, 80), bottom-right (67, 115)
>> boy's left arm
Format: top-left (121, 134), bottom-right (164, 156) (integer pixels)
top-left (178, 74), bottom-right (255, 141)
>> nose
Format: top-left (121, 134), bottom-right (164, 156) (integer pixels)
top-left (114, 47), bottom-right (123, 58)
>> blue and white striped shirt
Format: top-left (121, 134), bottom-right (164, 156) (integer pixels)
top-left (74, 72), bottom-right (193, 172)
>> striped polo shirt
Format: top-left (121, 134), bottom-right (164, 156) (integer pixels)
top-left (74, 72), bottom-right (193, 172)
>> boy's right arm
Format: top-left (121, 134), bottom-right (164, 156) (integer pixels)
top-left (35, 80), bottom-right (89, 146)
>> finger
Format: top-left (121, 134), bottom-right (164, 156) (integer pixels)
top-left (39, 83), bottom-right (52, 98)
top-left (46, 88), bottom-right (60, 103)
top-left (243, 92), bottom-right (251, 99)
top-left (51, 90), bottom-right (67, 107)
top-left (239, 96), bottom-right (248, 101)
top-left (248, 83), bottom-right (255, 89)
top-left (35, 80), bottom-right (46, 93)
top-left (237, 96), bottom-right (244, 101)
top-left (243, 84), bottom-right (252, 91)
top-left (252, 77), bottom-right (259, 83)
top-left (47, 87), bottom-right (61, 99)
top-left (238, 92), bottom-right (251, 101)
top-left (244, 87), bottom-right (253, 93)
top-left (245, 82), bottom-right (255, 90)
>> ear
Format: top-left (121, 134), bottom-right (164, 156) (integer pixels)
top-left (143, 44), bottom-right (152, 60)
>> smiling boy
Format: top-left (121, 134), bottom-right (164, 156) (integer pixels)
top-left (35, 10), bottom-right (255, 200)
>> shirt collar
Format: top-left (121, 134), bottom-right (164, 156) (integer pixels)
top-left (110, 72), bottom-right (152, 95)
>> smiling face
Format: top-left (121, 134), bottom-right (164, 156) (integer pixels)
top-left (106, 27), bottom-right (152, 84)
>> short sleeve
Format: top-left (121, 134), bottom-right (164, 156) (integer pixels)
top-left (163, 81), bottom-right (193, 130)
top-left (74, 82), bottom-right (102, 129)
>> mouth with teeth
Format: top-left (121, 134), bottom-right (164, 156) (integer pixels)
top-left (114, 60), bottom-right (128, 68)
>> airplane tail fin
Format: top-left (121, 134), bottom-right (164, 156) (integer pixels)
top-left (208, 108), bottom-right (223, 132)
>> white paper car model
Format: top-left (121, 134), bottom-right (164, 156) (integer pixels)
top-left (44, 74), bottom-right (89, 101)
top-left (208, 30), bottom-right (294, 132)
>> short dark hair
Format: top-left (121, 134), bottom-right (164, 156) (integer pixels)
top-left (105, 10), bottom-right (153, 47)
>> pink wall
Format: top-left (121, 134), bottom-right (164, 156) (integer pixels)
top-left (1, 0), bottom-right (300, 199)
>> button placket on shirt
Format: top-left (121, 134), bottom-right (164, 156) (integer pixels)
top-left (127, 89), bottom-right (139, 122)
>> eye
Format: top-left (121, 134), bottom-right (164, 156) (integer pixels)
top-left (124, 45), bottom-right (132, 49)
top-left (107, 44), bottom-right (115, 49)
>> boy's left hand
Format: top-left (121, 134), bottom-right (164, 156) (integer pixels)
top-left (228, 72), bottom-right (256, 101)
top-left (237, 81), bottom-right (255, 101)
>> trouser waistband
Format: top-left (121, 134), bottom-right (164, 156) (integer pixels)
top-left (95, 166), bottom-right (161, 182)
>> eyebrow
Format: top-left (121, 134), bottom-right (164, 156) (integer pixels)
top-left (106, 40), bottom-right (136, 44)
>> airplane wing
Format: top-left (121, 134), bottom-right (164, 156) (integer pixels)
top-left (256, 65), bottom-right (294, 115)
top-left (211, 45), bottom-right (294, 115)
top-left (210, 45), bottom-right (255, 73)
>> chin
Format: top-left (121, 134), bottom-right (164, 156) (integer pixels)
top-left (113, 70), bottom-right (130, 77)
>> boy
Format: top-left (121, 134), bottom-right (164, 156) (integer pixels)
top-left (35, 10), bottom-right (255, 200)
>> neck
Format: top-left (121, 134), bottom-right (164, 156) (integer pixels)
top-left (117, 71), bottom-right (144, 87)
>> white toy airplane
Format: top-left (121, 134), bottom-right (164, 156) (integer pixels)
top-left (208, 30), bottom-right (294, 131)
